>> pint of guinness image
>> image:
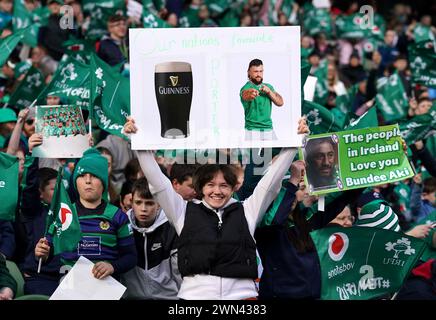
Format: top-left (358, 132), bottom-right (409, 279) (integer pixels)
top-left (154, 62), bottom-right (193, 139)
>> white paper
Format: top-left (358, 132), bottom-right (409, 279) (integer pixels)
top-left (318, 195), bottom-right (325, 212)
top-left (50, 256), bottom-right (126, 300)
top-left (130, 26), bottom-right (301, 150)
top-left (303, 76), bottom-right (317, 102)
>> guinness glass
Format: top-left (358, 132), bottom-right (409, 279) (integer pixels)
top-left (155, 62), bottom-right (193, 139)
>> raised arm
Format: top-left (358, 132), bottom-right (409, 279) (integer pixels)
top-left (243, 118), bottom-right (308, 234)
top-left (123, 117), bottom-right (186, 235)
top-left (6, 108), bottom-right (28, 155)
top-left (135, 150), bottom-right (187, 234)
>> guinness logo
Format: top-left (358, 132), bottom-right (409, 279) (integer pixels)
top-left (169, 76), bottom-right (179, 87)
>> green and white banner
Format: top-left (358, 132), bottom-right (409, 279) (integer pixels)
top-left (89, 54), bottom-right (130, 140)
top-left (399, 106), bottom-right (436, 144)
top-left (311, 226), bottom-right (426, 300)
top-left (8, 66), bottom-right (44, 110)
top-left (375, 72), bottom-right (409, 123)
top-left (0, 152), bottom-right (19, 221)
top-left (301, 124), bottom-right (414, 195)
top-left (409, 43), bottom-right (436, 88)
top-left (36, 56), bottom-right (91, 110)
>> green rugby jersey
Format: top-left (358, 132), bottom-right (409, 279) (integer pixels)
top-left (240, 81), bottom-right (275, 131)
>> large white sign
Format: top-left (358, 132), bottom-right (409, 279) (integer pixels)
top-left (130, 26), bottom-right (301, 150)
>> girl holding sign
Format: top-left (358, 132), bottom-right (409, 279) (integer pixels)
top-left (123, 116), bottom-right (308, 300)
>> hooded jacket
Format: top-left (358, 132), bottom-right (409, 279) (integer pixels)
top-left (120, 209), bottom-right (181, 300)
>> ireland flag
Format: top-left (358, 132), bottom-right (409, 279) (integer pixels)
top-left (311, 226), bottom-right (426, 300)
top-left (89, 54), bottom-right (130, 140)
top-left (47, 168), bottom-right (81, 255)
top-left (0, 152), bottom-right (19, 221)
top-left (375, 71), bottom-right (409, 122)
top-left (0, 28), bottom-right (26, 66)
top-left (82, 0), bottom-right (126, 40)
top-left (408, 43), bottom-right (436, 88)
top-left (36, 56), bottom-right (91, 110)
top-left (8, 66), bottom-right (44, 110)
top-left (302, 100), bottom-right (343, 134)
top-left (399, 106), bottom-right (436, 144)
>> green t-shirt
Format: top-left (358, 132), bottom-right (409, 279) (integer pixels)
top-left (240, 81), bottom-right (275, 131)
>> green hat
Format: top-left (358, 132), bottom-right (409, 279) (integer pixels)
top-left (0, 108), bottom-right (17, 124)
top-left (355, 200), bottom-right (401, 232)
top-left (73, 148), bottom-right (108, 192)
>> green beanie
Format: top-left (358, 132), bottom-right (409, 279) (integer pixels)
top-left (355, 200), bottom-right (401, 232)
top-left (0, 108), bottom-right (17, 124)
top-left (74, 148), bottom-right (108, 192)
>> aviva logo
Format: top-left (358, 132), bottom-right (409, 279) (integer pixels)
top-left (169, 76), bottom-right (179, 87)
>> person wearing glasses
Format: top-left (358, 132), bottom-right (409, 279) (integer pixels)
top-left (97, 14), bottom-right (129, 66)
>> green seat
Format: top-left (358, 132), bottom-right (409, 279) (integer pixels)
top-left (5, 260), bottom-right (24, 298)
top-left (15, 294), bottom-right (50, 300)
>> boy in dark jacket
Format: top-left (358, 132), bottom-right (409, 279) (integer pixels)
top-left (20, 160), bottom-right (61, 295)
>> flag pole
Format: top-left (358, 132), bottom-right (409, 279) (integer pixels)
top-left (37, 237), bottom-right (46, 274)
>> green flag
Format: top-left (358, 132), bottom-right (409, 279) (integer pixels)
top-left (375, 71), bottom-right (409, 122)
top-left (399, 106), bottom-right (436, 144)
top-left (408, 43), bottom-right (436, 88)
top-left (36, 56), bottom-right (91, 110)
top-left (311, 226), bottom-right (426, 300)
top-left (335, 13), bottom-right (366, 39)
top-left (413, 23), bottom-right (436, 45)
top-left (179, 5), bottom-right (201, 28)
top-left (0, 152), bottom-right (19, 221)
top-left (8, 66), bottom-right (44, 110)
top-left (12, 0), bottom-right (49, 48)
top-left (89, 54), bottom-right (129, 140)
top-left (344, 106), bottom-right (379, 130)
top-left (82, 0), bottom-right (126, 40)
top-left (0, 28), bottom-right (26, 66)
top-left (142, 7), bottom-right (171, 28)
top-left (303, 7), bottom-right (332, 36)
top-left (303, 100), bottom-right (343, 134)
top-left (47, 168), bottom-right (81, 255)
top-left (62, 39), bottom-right (95, 65)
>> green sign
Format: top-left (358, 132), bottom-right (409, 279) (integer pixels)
top-left (311, 226), bottom-right (426, 300)
top-left (301, 125), bottom-right (414, 195)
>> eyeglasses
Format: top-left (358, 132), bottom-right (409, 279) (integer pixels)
top-left (25, 119), bottom-right (35, 125)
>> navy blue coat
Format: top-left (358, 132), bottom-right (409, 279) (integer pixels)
top-left (255, 183), bottom-right (362, 299)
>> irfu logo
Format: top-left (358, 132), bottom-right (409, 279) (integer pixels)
top-left (60, 63), bottom-right (78, 84)
top-left (385, 238), bottom-right (415, 258)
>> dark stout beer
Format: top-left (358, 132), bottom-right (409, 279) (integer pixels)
top-left (154, 62), bottom-right (193, 138)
